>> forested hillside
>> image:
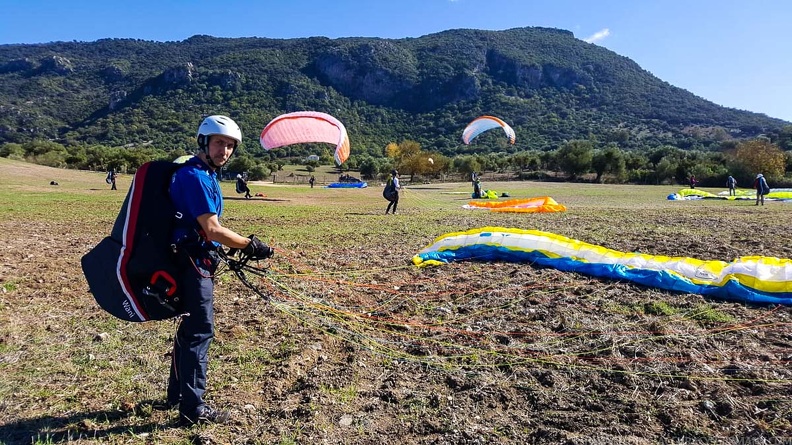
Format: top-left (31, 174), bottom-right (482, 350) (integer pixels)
top-left (1, 26), bottom-right (789, 160)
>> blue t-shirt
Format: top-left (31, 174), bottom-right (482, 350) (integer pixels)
top-left (169, 156), bottom-right (223, 248)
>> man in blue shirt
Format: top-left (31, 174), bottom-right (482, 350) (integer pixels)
top-left (167, 115), bottom-right (273, 426)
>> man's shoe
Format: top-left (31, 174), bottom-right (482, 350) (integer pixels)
top-left (152, 399), bottom-right (179, 411)
top-left (179, 405), bottom-right (231, 426)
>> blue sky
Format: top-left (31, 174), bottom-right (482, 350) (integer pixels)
top-left (2, 0), bottom-right (790, 122)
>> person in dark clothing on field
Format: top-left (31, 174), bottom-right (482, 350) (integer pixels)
top-left (235, 173), bottom-right (252, 199)
top-left (689, 175), bottom-right (697, 189)
top-left (726, 175), bottom-right (737, 196)
top-left (106, 169), bottom-right (118, 190)
top-left (383, 169), bottom-right (401, 214)
top-left (753, 173), bottom-right (769, 206)
top-left (166, 115), bottom-right (274, 426)
top-left (473, 178), bottom-right (483, 198)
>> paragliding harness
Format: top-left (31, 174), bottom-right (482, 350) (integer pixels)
top-left (383, 177), bottom-right (397, 201)
top-left (105, 170), bottom-right (114, 184)
top-left (757, 177), bottom-right (770, 195)
top-left (236, 175), bottom-right (250, 193)
top-left (81, 161), bottom-right (273, 322)
top-left (82, 161), bottom-right (187, 322)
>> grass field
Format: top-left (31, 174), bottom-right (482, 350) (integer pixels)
top-left (0, 157), bottom-right (790, 445)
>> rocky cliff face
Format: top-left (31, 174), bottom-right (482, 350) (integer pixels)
top-left (1, 55), bottom-right (76, 75)
top-left (108, 90), bottom-right (127, 110)
top-left (311, 41), bottom-right (419, 106)
top-left (0, 58), bottom-right (36, 74)
top-left (102, 65), bottom-right (126, 82)
top-left (309, 40), bottom-right (490, 112)
top-left (162, 62), bottom-right (195, 85)
top-left (39, 55), bottom-right (74, 75)
top-left (306, 34), bottom-right (596, 113)
top-left (485, 49), bottom-right (588, 90)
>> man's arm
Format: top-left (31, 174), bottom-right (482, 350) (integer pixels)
top-left (196, 213), bottom-right (253, 249)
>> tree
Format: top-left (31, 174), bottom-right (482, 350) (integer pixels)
top-left (358, 155), bottom-right (382, 179)
top-left (556, 140), bottom-right (593, 179)
top-left (385, 139), bottom-right (424, 180)
top-left (784, 151), bottom-right (792, 175)
top-left (452, 156), bottom-right (482, 180)
top-left (655, 158), bottom-right (677, 184)
top-left (776, 125), bottom-right (792, 151)
top-left (591, 145), bottom-right (626, 183)
top-left (0, 143), bottom-right (25, 160)
top-left (731, 139), bottom-right (785, 181)
top-left (226, 155), bottom-right (257, 175)
top-left (423, 152), bottom-right (450, 177)
top-left (511, 151), bottom-right (542, 172)
top-left (248, 164), bottom-right (270, 181)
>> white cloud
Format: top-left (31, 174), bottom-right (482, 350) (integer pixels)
top-left (584, 28), bottom-right (610, 44)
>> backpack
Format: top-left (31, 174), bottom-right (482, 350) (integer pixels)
top-left (105, 171), bottom-right (113, 184)
top-left (81, 161), bottom-right (186, 322)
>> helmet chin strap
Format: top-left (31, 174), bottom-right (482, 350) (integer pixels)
top-left (201, 147), bottom-right (236, 171)
top-left (206, 153), bottom-right (220, 170)
top-left (197, 149), bottom-right (219, 171)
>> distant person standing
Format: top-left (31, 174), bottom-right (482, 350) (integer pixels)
top-left (753, 173), bottom-right (769, 206)
top-left (689, 175), bottom-right (697, 189)
top-left (106, 169), bottom-right (118, 190)
top-left (309, 175), bottom-right (315, 188)
top-left (383, 169), bottom-right (401, 214)
top-left (726, 175), bottom-right (737, 196)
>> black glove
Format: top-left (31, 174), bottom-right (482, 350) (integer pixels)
top-left (241, 235), bottom-right (274, 259)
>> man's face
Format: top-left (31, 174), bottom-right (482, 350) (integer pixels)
top-left (207, 135), bottom-right (237, 167)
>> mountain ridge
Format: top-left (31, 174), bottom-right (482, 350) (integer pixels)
top-left (0, 26), bottom-right (788, 157)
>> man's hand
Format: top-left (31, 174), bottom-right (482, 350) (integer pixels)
top-left (242, 235), bottom-right (274, 259)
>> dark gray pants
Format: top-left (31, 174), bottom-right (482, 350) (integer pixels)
top-left (386, 194), bottom-right (399, 213)
top-left (168, 251), bottom-right (216, 416)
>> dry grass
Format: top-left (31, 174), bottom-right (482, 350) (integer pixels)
top-left (0, 158), bottom-right (790, 445)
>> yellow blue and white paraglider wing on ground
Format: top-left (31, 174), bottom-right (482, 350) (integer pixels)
top-left (412, 227), bottom-right (792, 305)
top-left (668, 188), bottom-right (792, 201)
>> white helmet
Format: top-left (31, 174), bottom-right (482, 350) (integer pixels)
top-left (197, 115), bottom-right (242, 152)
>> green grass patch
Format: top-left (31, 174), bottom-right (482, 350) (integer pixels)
top-left (688, 304), bottom-right (736, 323)
top-left (643, 301), bottom-right (678, 316)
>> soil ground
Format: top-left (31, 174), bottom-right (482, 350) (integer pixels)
top-left (0, 159), bottom-right (790, 445)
